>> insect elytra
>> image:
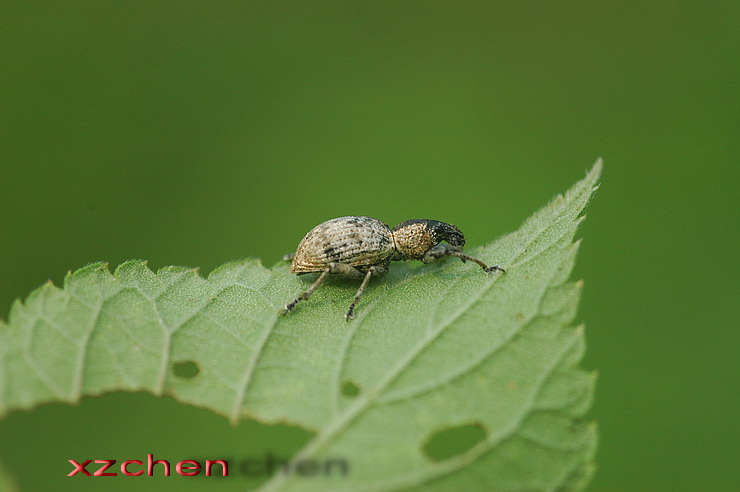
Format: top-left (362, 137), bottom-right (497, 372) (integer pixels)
top-left (282, 216), bottom-right (504, 320)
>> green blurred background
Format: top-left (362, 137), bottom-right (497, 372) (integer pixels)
top-left (1, 1), bottom-right (737, 490)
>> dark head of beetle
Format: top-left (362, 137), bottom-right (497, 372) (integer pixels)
top-left (391, 219), bottom-right (466, 260)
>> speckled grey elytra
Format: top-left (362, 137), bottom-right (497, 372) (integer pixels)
top-left (282, 216), bottom-right (504, 320)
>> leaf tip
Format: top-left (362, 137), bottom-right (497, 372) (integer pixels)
top-left (589, 158), bottom-right (603, 181)
top-left (6, 298), bottom-right (24, 324)
top-left (580, 159), bottom-right (603, 204)
top-left (60, 263), bottom-right (114, 296)
top-left (111, 260), bottom-right (157, 282)
top-left (70, 261), bottom-right (110, 279)
top-left (114, 258), bottom-right (145, 270)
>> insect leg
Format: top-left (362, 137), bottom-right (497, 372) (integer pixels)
top-left (282, 262), bottom-right (365, 315)
top-left (345, 265), bottom-right (379, 321)
top-left (421, 244), bottom-right (505, 273)
top-left (449, 251), bottom-right (505, 273)
top-left (282, 266), bottom-right (332, 314)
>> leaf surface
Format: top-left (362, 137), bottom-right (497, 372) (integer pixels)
top-left (0, 161), bottom-right (601, 491)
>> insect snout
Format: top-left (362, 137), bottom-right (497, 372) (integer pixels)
top-left (433, 222), bottom-right (466, 249)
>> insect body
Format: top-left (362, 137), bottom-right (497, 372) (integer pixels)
top-left (283, 216), bottom-right (504, 320)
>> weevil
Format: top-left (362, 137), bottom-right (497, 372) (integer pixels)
top-left (282, 216), bottom-right (504, 320)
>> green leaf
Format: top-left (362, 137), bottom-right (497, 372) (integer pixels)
top-left (0, 161), bottom-right (601, 491)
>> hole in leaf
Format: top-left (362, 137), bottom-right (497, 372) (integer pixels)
top-left (172, 360), bottom-right (200, 379)
top-left (341, 380), bottom-right (360, 398)
top-left (422, 422), bottom-right (487, 462)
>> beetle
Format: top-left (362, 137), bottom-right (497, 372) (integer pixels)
top-left (282, 216), bottom-right (504, 320)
